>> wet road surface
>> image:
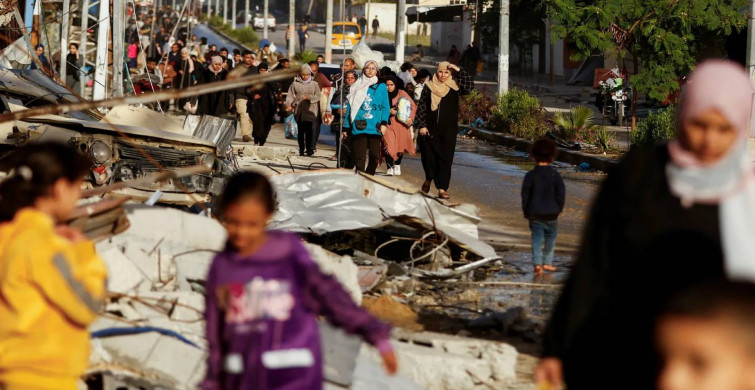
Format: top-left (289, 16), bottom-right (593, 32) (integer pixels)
top-left (319, 129), bottom-right (605, 253)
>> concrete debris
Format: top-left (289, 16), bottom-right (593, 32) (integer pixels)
top-left (468, 307), bottom-right (544, 343)
top-left (366, 331), bottom-right (518, 390)
top-left (87, 175), bottom-right (521, 389)
top-left (305, 243), bottom-right (363, 304)
top-left (100, 247), bottom-right (144, 294)
top-left (237, 144), bottom-right (298, 161)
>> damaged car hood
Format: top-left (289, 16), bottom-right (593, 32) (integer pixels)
top-left (22, 116), bottom-right (217, 149)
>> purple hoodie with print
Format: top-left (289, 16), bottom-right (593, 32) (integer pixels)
top-left (202, 231), bottom-right (392, 390)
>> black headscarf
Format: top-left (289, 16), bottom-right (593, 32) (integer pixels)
top-left (385, 75), bottom-right (400, 101)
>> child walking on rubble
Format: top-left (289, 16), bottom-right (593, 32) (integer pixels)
top-left (202, 172), bottom-right (398, 390)
top-left (521, 138), bottom-right (565, 274)
top-left (0, 143), bottom-right (107, 390)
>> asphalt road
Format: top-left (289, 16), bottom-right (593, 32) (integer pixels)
top-left (191, 21), bottom-right (602, 252)
top-left (317, 128), bottom-right (603, 253)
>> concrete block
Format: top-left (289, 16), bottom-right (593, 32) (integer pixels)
top-left (169, 291), bottom-right (205, 322)
top-left (304, 243), bottom-right (362, 304)
top-left (100, 247), bottom-right (144, 294)
top-left (123, 205), bottom-right (226, 251)
top-left (174, 250), bottom-right (215, 282)
top-left (145, 335), bottom-right (206, 388)
top-left (98, 332), bottom-right (161, 367)
top-left (123, 245), bottom-right (159, 282)
top-left (384, 331), bottom-right (519, 389)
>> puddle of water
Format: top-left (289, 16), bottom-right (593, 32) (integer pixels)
top-left (478, 251), bottom-right (574, 319)
top-left (454, 138), bottom-right (608, 189)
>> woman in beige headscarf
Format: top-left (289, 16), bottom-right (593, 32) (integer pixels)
top-left (415, 61), bottom-right (474, 199)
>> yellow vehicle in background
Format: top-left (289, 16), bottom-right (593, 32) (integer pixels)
top-left (331, 22), bottom-right (362, 51)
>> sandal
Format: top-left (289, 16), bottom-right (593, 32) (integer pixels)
top-left (421, 180), bottom-right (431, 194)
top-left (438, 190), bottom-right (451, 200)
top-left (534, 265), bottom-right (543, 274)
top-left (543, 265), bottom-right (557, 272)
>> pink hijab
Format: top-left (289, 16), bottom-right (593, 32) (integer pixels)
top-left (666, 60), bottom-right (755, 280)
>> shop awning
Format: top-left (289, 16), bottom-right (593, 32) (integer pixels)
top-left (405, 5), bottom-right (464, 23)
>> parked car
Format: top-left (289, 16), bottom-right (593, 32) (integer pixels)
top-left (331, 22), bottom-right (361, 52)
top-left (253, 13), bottom-right (276, 31)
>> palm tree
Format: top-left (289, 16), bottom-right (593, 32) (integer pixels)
top-left (552, 106), bottom-right (597, 141)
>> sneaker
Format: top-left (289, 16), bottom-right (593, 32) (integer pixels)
top-left (394, 165), bottom-right (401, 176)
top-left (385, 167), bottom-right (394, 176)
top-left (242, 135), bottom-right (252, 143)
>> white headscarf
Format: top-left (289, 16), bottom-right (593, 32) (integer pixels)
top-left (209, 56), bottom-right (222, 75)
top-left (666, 60), bottom-right (755, 280)
top-left (347, 60), bottom-right (379, 122)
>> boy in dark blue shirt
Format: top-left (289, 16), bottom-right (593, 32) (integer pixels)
top-left (521, 138), bottom-right (566, 274)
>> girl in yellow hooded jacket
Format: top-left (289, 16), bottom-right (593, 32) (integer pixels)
top-left (0, 143), bottom-right (107, 390)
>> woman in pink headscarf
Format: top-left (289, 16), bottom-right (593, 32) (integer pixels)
top-left (535, 60), bottom-right (755, 389)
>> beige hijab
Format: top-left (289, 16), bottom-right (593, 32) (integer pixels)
top-left (425, 61), bottom-right (459, 111)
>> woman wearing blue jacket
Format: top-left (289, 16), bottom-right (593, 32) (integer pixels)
top-left (343, 60), bottom-right (390, 175)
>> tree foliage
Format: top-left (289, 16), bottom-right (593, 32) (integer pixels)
top-left (544, 0), bottom-right (748, 101)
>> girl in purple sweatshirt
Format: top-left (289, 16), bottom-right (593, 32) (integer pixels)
top-left (202, 172), bottom-right (397, 390)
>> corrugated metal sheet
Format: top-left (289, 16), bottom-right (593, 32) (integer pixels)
top-left (188, 115), bottom-right (237, 154)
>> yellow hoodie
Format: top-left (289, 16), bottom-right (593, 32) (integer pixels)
top-left (0, 209), bottom-right (107, 390)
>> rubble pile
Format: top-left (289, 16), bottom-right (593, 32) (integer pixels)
top-left (84, 169), bottom-right (522, 389)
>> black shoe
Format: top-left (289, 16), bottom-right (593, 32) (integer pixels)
top-left (306, 151), bottom-right (315, 156)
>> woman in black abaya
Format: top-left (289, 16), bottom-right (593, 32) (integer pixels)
top-left (414, 61), bottom-right (473, 199)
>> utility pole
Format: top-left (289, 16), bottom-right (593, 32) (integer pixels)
top-left (747, 0), bottom-right (755, 135)
top-left (60, 0), bottom-right (69, 83)
top-left (325, 0), bottom-right (333, 63)
top-left (245, 0), bottom-right (249, 28)
top-left (497, 0), bottom-right (509, 95)
top-left (366, 0), bottom-right (371, 38)
top-left (232, 0), bottom-right (237, 27)
top-left (263, 0), bottom-right (268, 38)
top-left (222, 0), bottom-right (228, 25)
top-left (93, 0), bottom-right (110, 101)
top-left (395, 0), bottom-right (406, 63)
top-left (113, 0), bottom-right (125, 97)
top-left (288, 0), bottom-right (295, 58)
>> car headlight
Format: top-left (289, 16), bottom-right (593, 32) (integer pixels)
top-left (90, 140), bottom-right (112, 164)
top-left (200, 153), bottom-right (215, 170)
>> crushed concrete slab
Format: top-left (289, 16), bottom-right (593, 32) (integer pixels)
top-left (145, 335), bottom-right (206, 389)
top-left (305, 243), bottom-right (362, 304)
top-left (238, 144), bottom-right (298, 161)
top-left (100, 247), bottom-right (144, 294)
top-left (383, 330), bottom-right (518, 389)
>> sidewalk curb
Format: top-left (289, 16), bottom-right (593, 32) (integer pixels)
top-left (206, 24), bottom-right (256, 53)
top-left (460, 126), bottom-right (619, 172)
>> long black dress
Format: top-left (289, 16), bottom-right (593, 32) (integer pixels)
top-left (544, 145), bottom-right (725, 389)
top-left (196, 69), bottom-right (230, 116)
top-left (414, 68), bottom-right (474, 191)
top-left (174, 58), bottom-right (194, 109)
top-left (247, 82), bottom-right (276, 145)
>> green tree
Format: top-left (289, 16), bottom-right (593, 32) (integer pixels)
top-left (544, 0), bottom-right (748, 102)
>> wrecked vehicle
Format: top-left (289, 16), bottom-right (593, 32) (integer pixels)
top-left (0, 68), bottom-right (235, 205)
